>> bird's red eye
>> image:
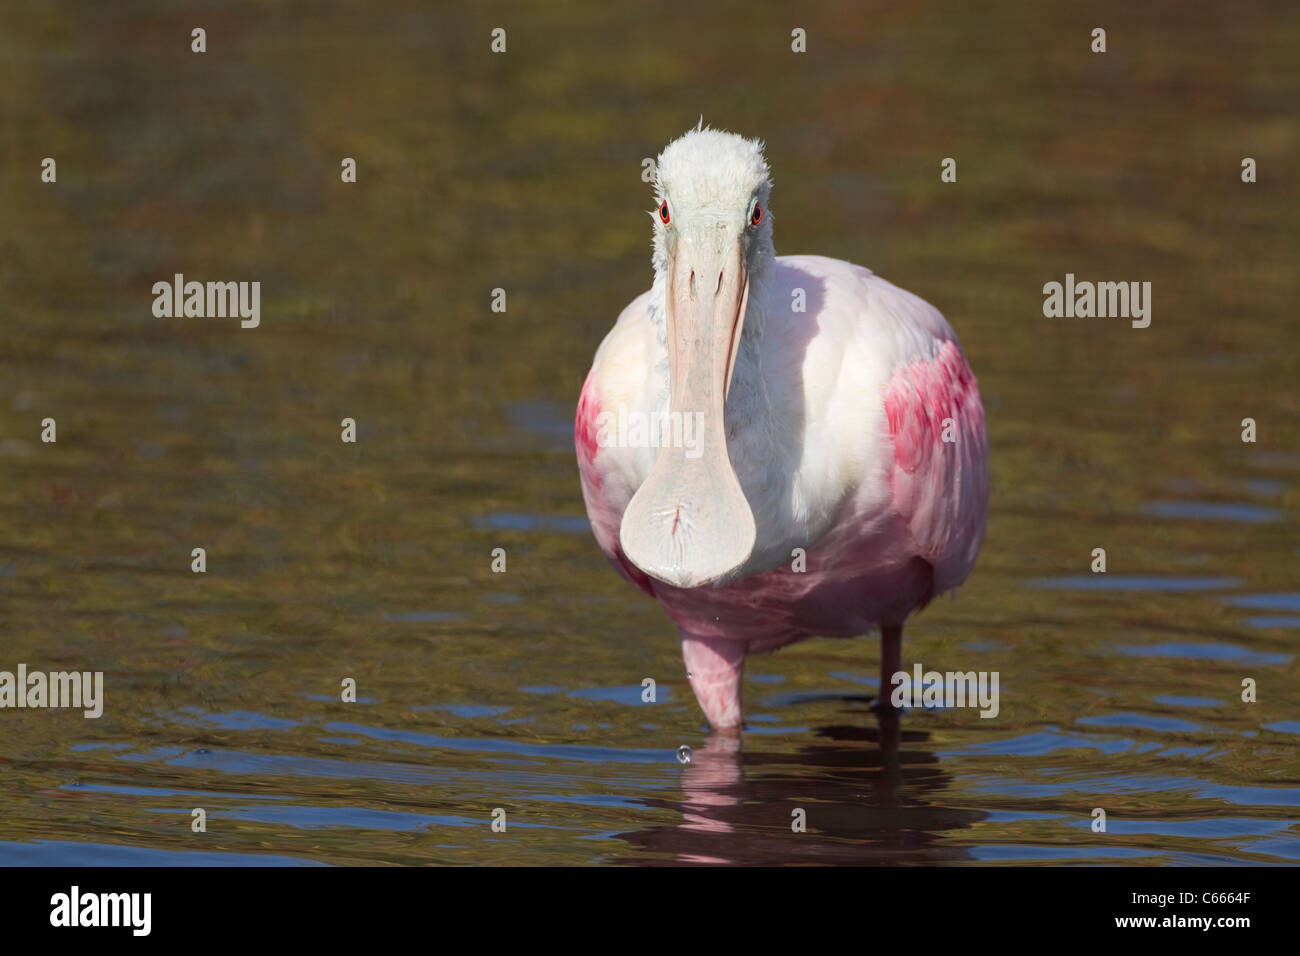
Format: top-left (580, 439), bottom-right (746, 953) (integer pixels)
top-left (751, 204), bottom-right (763, 226)
top-left (659, 201), bottom-right (670, 224)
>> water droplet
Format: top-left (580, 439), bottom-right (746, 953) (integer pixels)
top-left (676, 745), bottom-right (692, 764)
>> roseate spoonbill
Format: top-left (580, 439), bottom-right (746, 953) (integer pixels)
top-left (576, 126), bottom-right (988, 730)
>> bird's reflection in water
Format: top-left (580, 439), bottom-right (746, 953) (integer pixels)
top-left (614, 700), bottom-right (986, 865)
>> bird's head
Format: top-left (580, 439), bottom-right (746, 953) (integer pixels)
top-left (619, 125), bottom-right (773, 589)
top-left (650, 125), bottom-right (775, 297)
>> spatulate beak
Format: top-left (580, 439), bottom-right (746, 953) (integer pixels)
top-left (620, 229), bottom-right (755, 588)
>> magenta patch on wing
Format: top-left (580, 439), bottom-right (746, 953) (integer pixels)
top-left (884, 339), bottom-right (980, 473)
top-left (574, 369), bottom-right (603, 485)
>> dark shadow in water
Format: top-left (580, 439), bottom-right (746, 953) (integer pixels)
top-left (612, 708), bottom-right (986, 864)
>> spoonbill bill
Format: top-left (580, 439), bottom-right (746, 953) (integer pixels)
top-left (576, 126), bottom-right (988, 730)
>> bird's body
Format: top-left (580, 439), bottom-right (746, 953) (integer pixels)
top-left (576, 128), bottom-right (988, 729)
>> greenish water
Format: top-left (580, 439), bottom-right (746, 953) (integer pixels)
top-left (1, 0), bottom-right (1297, 865)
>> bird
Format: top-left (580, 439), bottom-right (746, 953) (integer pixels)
top-left (576, 125), bottom-right (988, 731)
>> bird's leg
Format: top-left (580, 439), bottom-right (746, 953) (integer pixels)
top-left (875, 623), bottom-right (903, 713)
top-left (873, 625), bottom-right (904, 772)
top-left (681, 631), bottom-right (746, 731)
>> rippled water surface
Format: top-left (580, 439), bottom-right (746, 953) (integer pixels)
top-left (1, 1), bottom-right (1297, 865)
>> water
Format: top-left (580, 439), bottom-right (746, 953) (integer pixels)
top-left (1, 1), bottom-right (1297, 865)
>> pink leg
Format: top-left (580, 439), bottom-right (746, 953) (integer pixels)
top-left (681, 631), bottom-right (745, 730)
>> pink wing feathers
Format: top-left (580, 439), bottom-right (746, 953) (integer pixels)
top-left (883, 338), bottom-right (988, 594)
top-left (575, 368), bottom-right (655, 597)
